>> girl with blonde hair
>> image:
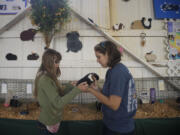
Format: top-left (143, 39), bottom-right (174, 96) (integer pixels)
top-left (34, 49), bottom-right (88, 135)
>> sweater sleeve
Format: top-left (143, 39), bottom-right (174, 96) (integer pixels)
top-left (39, 76), bottom-right (81, 110)
top-left (63, 83), bottom-right (74, 95)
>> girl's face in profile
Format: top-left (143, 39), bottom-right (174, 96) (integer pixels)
top-left (95, 51), bottom-right (108, 68)
top-left (54, 59), bottom-right (60, 68)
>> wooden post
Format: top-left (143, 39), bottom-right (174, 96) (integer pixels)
top-left (109, 0), bottom-right (118, 28)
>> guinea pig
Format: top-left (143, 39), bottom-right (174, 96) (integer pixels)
top-left (76, 73), bottom-right (99, 86)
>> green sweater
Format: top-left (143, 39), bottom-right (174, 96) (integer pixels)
top-left (37, 75), bottom-right (81, 125)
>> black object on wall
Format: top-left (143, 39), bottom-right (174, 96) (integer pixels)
top-left (20, 28), bottom-right (37, 41)
top-left (141, 17), bottom-right (152, 29)
top-left (66, 31), bottom-right (82, 53)
top-left (6, 53), bottom-right (17, 60)
top-left (27, 53), bottom-right (39, 60)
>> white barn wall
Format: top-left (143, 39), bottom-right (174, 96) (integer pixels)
top-left (68, 0), bottom-right (110, 29)
top-left (0, 0), bottom-right (174, 81)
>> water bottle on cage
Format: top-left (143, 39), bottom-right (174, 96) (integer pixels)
top-left (150, 88), bottom-right (156, 104)
top-left (4, 90), bottom-right (12, 107)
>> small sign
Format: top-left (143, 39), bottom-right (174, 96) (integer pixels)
top-left (26, 83), bottom-right (32, 94)
top-left (158, 80), bottom-right (165, 91)
top-left (1, 83), bottom-right (7, 93)
top-left (153, 0), bottom-right (180, 19)
top-left (0, 0), bottom-right (28, 15)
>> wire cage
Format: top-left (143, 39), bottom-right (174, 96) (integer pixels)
top-left (0, 79), bottom-right (34, 102)
top-left (0, 78), bottom-right (180, 104)
top-left (135, 77), bottom-right (180, 103)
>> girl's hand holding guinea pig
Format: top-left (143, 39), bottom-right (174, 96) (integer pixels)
top-left (77, 82), bottom-right (89, 92)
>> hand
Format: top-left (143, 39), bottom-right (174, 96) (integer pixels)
top-left (90, 82), bottom-right (98, 90)
top-left (90, 78), bottom-right (98, 90)
top-left (77, 82), bottom-right (89, 92)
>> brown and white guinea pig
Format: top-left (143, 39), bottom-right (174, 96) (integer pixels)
top-left (76, 73), bottom-right (99, 86)
top-left (112, 23), bottom-right (125, 31)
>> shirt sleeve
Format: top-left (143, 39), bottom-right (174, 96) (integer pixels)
top-left (63, 83), bottom-right (74, 95)
top-left (40, 77), bottom-right (81, 110)
top-left (109, 69), bottom-right (127, 97)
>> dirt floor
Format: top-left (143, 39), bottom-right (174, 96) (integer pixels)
top-left (0, 99), bottom-right (180, 120)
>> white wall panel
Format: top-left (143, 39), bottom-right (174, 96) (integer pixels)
top-left (0, 38), bottom-right (23, 66)
top-left (0, 68), bottom-right (23, 79)
top-left (0, 15), bottom-right (14, 28)
top-left (0, 0), bottom-right (174, 80)
top-left (115, 37), bottom-right (167, 61)
top-left (68, 0), bottom-right (110, 30)
top-left (20, 68), bottom-right (38, 80)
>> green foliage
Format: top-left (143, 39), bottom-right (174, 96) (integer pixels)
top-left (30, 0), bottom-right (71, 33)
top-left (30, 0), bottom-right (71, 48)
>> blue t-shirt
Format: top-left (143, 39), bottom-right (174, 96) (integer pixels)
top-left (102, 63), bottom-right (137, 133)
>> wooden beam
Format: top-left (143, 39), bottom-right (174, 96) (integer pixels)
top-left (0, 6), bottom-right (31, 36)
top-left (70, 7), bottom-right (180, 91)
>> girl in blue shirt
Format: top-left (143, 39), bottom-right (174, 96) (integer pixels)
top-left (87, 41), bottom-right (137, 135)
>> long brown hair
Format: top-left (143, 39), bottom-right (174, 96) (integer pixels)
top-left (94, 41), bottom-right (122, 68)
top-left (34, 49), bottom-right (64, 98)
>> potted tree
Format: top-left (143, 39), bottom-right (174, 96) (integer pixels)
top-left (30, 0), bottom-right (71, 49)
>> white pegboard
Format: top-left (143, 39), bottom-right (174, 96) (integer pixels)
top-left (164, 21), bottom-right (180, 78)
top-left (167, 60), bottom-right (180, 77)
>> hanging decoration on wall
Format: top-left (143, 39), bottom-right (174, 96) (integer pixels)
top-left (140, 32), bottom-right (146, 46)
top-left (66, 31), bottom-right (82, 53)
top-left (6, 53), bottom-right (17, 60)
top-left (112, 23), bottom-right (125, 31)
top-left (153, 0), bottom-right (180, 19)
top-left (30, 0), bottom-right (71, 49)
top-left (166, 21), bottom-right (180, 77)
top-left (145, 51), bottom-right (157, 62)
top-left (0, 0), bottom-right (28, 15)
top-left (131, 19), bottom-right (144, 29)
top-left (131, 17), bottom-right (152, 29)
top-left (141, 17), bottom-right (152, 29)
top-left (167, 22), bottom-right (180, 60)
top-left (20, 28), bottom-right (38, 41)
top-left (27, 52), bottom-right (39, 60)
top-left (167, 60), bottom-right (180, 77)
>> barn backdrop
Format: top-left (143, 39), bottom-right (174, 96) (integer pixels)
top-left (0, 0), bottom-right (180, 135)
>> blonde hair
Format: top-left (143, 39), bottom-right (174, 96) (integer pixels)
top-left (34, 49), bottom-right (64, 98)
